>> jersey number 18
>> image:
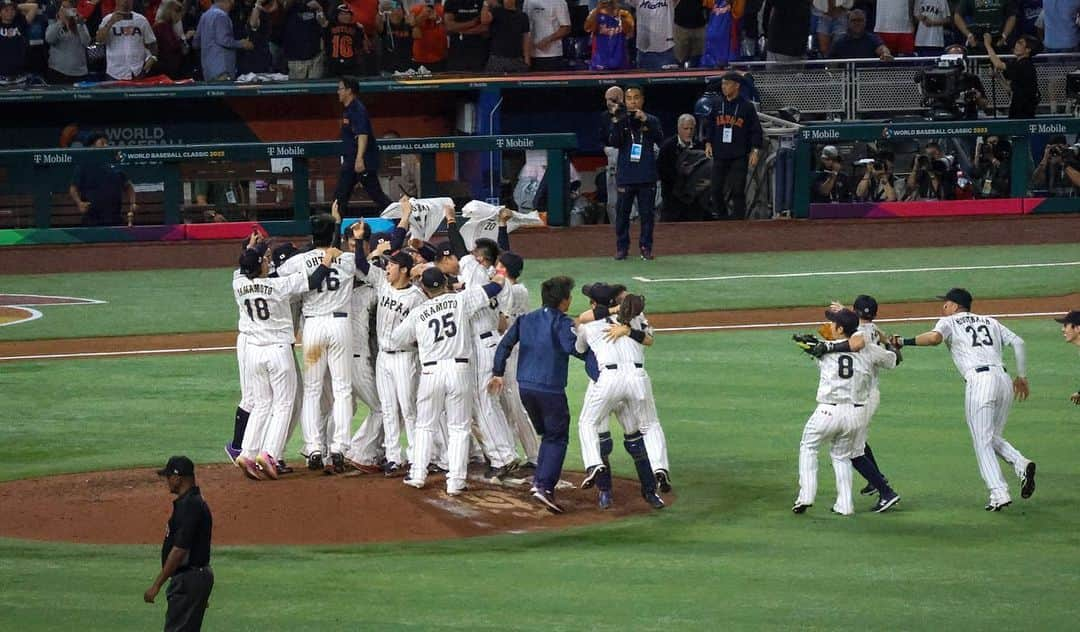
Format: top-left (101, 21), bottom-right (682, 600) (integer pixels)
top-left (244, 298), bottom-right (270, 321)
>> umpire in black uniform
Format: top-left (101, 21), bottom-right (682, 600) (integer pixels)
top-left (145, 456), bottom-right (214, 632)
top-left (703, 72), bottom-right (763, 219)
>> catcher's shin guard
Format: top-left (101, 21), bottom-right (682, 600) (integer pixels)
top-left (623, 431), bottom-right (656, 494)
top-left (598, 431), bottom-right (614, 492)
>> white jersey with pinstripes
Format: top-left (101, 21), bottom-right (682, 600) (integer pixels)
top-left (815, 341), bottom-right (896, 405)
top-left (232, 273), bottom-right (308, 345)
top-left (460, 254), bottom-right (502, 335)
top-left (857, 322), bottom-right (883, 391)
top-left (503, 283), bottom-right (530, 325)
top-left (576, 316), bottom-right (645, 366)
top-left (350, 280), bottom-right (377, 352)
top-left (390, 286), bottom-right (492, 363)
top-left (233, 269), bottom-right (257, 337)
top-left (360, 264), bottom-right (427, 351)
top-left (932, 312), bottom-right (1019, 376)
top-left (276, 249), bottom-right (357, 316)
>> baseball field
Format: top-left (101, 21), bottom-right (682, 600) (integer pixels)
top-left (1, 239), bottom-right (1078, 630)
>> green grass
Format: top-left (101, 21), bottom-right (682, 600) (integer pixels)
top-left (3, 320), bottom-right (1080, 629)
top-left (2, 243), bottom-right (1078, 341)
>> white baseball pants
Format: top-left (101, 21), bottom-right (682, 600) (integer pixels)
top-left (964, 367), bottom-right (1029, 503)
top-left (578, 367), bottom-right (650, 470)
top-left (347, 352), bottom-right (384, 466)
top-left (472, 332), bottom-right (519, 468)
top-left (299, 316), bottom-right (353, 457)
top-left (409, 360), bottom-right (475, 491)
top-left (375, 350), bottom-right (418, 465)
top-left (236, 333), bottom-right (256, 412)
top-left (240, 342), bottom-right (298, 461)
top-left (502, 347), bottom-right (539, 463)
top-left (851, 388), bottom-right (879, 458)
top-left (796, 403), bottom-right (859, 515)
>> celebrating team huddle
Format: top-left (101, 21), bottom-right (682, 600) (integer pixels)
top-left (226, 197), bottom-right (671, 514)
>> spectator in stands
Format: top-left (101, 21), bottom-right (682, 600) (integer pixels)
top-left (380, 1), bottom-right (413, 72)
top-left (1012, 0), bottom-right (1042, 41)
top-left (443, 0), bottom-right (487, 71)
top-left (1043, 0), bottom-right (1080, 53)
top-left (482, 0), bottom-right (531, 73)
top-left (913, 0), bottom-right (950, 56)
top-left (657, 113), bottom-right (709, 220)
top-left (194, 0), bottom-right (253, 80)
top-left (24, 0), bottom-right (47, 76)
top-left (327, 3), bottom-right (369, 75)
top-left (812, 0), bottom-right (851, 57)
top-left (46, 0), bottom-right (92, 83)
top-left (855, 154), bottom-right (898, 201)
top-left (1032, 134), bottom-right (1080, 196)
top-left (410, 0), bottom-right (447, 71)
top-left (608, 84), bottom-right (663, 259)
top-left (346, 0), bottom-right (380, 74)
top-left (631, 0), bottom-right (677, 70)
top-left (873, 0), bottom-right (914, 55)
top-left (954, 0), bottom-right (1015, 49)
top-left (811, 145), bottom-right (852, 203)
top-left (69, 133), bottom-right (137, 227)
top-left (830, 9), bottom-right (893, 60)
top-left (97, 0), bottom-right (159, 80)
top-left (152, 0), bottom-right (188, 78)
top-left (762, 0), bottom-right (809, 63)
top-left (904, 145), bottom-right (954, 200)
top-left (970, 135), bottom-right (1011, 197)
top-left (236, 0), bottom-right (276, 75)
top-left (524, 0), bottom-right (570, 71)
top-left (740, 0), bottom-right (764, 59)
top-left (0, 0), bottom-right (36, 79)
top-left (673, 0), bottom-right (707, 66)
top-left (585, 0), bottom-right (633, 70)
top-left (281, 0), bottom-right (328, 78)
top-left (699, 0), bottom-right (738, 68)
top-left (983, 31), bottom-right (1040, 119)
top-left (703, 72), bottom-right (762, 220)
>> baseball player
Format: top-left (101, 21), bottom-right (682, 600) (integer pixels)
top-left (440, 206), bottom-right (520, 481)
top-left (391, 267), bottom-right (507, 494)
top-left (494, 251), bottom-right (540, 469)
top-left (1055, 311), bottom-right (1080, 405)
top-left (575, 293), bottom-right (666, 510)
top-left (890, 288), bottom-right (1035, 511)
top-left (232, 246), bottom-right (338, 480)
top-left (275, 214), bottom-right (357, 474)
top-left (352, 221), bottom-right (429, 475)
top-left (226, 232), bottom-right (270, 465)
top-left (793, 309), bottom-right (899, 516)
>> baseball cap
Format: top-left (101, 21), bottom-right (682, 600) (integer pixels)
top-left (720, 71), bottom-right (741, 82)
top-left (853, 294), bottom-right (878, 320)
top-left (417, 242), bottom-right (439, 263)
top-left (369, 231), bottom-right (391, 251)
top-left (387, 251), bottom-right (413, 270)
top-left (271, 242), bottom-right (299, 268)
top-left (820, 145), bottom-right (840, 160)
top-left (825, 308), bottom-right (859, 336)
top-left (421, 267), bottom-right (446, 289)
top-left (157, 455), bottom-right (195, 477)
top-left (582, 282), bottom-right (617, 308)
top-left (433, 241), bottom-right (455, 260)
top-left (1054, 310), bottom-right (1080, 326)
top-left (498, 252), bottom-right (524, 279)
top-left (937, 288), bottom-right (972, 309)
top-left (238, 249), bottom-right (262, 276)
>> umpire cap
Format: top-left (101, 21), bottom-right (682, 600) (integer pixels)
top-left (498, 252), bottom-right (524, 279)
top-left (157, 455), bottom-right (195, 477)
top-left (937, 288), bottom-right (972, 309)
top-left (1055, 310), bottom-right (1080, 326)
top-left (853, 295), bottom-right (878, 320)
top-left (825, 308), bottom-right (859, 336)
top-left (421, 267), bottom-right (447, 290)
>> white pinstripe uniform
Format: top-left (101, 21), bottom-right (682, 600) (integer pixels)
top-left (345, 277), bottom-right (385, 465)
top-left (360, 265), bottom-right (427, 466)
top-left (232, 271), bottom-right (308, 462)
top-left (575, 316), bottom-right (658, 470)
top-left (796, 342), bottom-right (897, 515)
top-left (460, 255), bottom-right (519, 468)
top-left (852, 323), bottom-right (881, 456)
top-left (232, 269), bottom-right (257, 415)
top-left (500, 283), bottom-right (540, 463)
top-left (932, 313), bottom-right (1031, 505)
top-left (391, 284), bottom-right (498, 492)
top-left (276, 249), bottom-right (356, 458)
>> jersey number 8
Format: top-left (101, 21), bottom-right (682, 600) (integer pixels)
top-left (428, 313), bottom-right (457, 342)
top-left (837, 354), bottom-right (854, 379)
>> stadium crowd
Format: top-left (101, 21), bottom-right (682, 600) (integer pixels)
top-left (1, 0), bottom-right (1078, 85)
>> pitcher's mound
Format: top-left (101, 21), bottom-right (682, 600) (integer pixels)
top-left (0, 464), bottom-right (671, 545)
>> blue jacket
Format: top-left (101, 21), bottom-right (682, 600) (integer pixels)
top-left (493, 306), bottom-right (578, 394)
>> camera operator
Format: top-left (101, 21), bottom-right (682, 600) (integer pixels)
top-left (855, 154), bottom-right (898, 202)
top-left (944, 44), bottom-right (990, 119)
top-left (970, 135), bottom-right (1012, 197)
top-left (983, 32), bottom-right (1041, 119)
top-left (905, 146), bottom-right (954, 200)
top-left (811, 145), bottom-right (852, 203)
top-left (1032, 134), bottom-right (1080, 197)
top-left (607, 84), bottom-right (664, 260)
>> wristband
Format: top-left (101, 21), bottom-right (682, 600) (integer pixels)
top-left (903, 337), bottom-right (917, 347)
top-left (628, 329), bottom-right (646, 344)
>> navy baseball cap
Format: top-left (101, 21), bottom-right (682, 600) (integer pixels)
top-left (369, 232), bottom-right (392, 251)
top-left (421, 267), bottom-right (446, 289)
top-left (1055, 310), bottom-right (1080, 326)
top-left (271, 242), bottom-right (298, 268)
top-left (825, 308), bottom-right (859, 336)
top-left (417, 242), bottom-right (439, 263)
top-left (853, 294), bottom-right (878, 320)
top-left (498, 252), bottom-right (524, 278)
top-left (157, 455), bottom-right (195, 477)
top-left (238, 249), bottom-right (262, 276)
top-left (937, 288), bottom-right (972, 309)
top-left (387, 251), bottom-right (413, 270)
top-left (433, 241), bottom-right (455, 260)
top-left (582, 282), bottom-right (617, 307)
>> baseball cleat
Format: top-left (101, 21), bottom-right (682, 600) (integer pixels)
top-left (484, 462), bottom-right (518, 483)
top-left (830, 507), bottom-right (854, 516)
top-left (614, 251), bottom-right (628, 261)
top-left (330, 453), bottom-right (346, 474)
top-left (427, 463), bottom-right (449, 475)
top-left (517, 461), bottom-right (537, 473)
top-left (640, 248), bottom-right (654, 261)
top-left (403, 477), bottom-right (425, 489)
top-left (532, 489), bottom-right (565, 514)
top-left (985, 500), bottom-right (1012, 511)
top-left (275, 460), bottom-right (294, 474)
top-left (224, 443), bottom-right (241, 465)
top-left (1021, 462), bottom-right (1036, 499)
top-left (446, 484), bottom-right (468, 496)
top-left (655, 469), bottom-right (672, 493)
top-left (384, 461), bottom-right (404, 477)
top-left (236, 456), bottom-right (263, 481)
top-left (642, 491), bottom-right (666, 510)
top-left (859, 483), bottom-right (878, 496)
top-left (346, 457), bottom-right (383, 474)
top-left (872, 494), bottom-right (901, 513)
top-left (598, 490), bottom-right (613, 510)
top-left (791, 502), bottom-right (812, 514)
top-left (306, 452), bottom-right (324, 471)
top-left (581, 464), bottom-right (606, 489)
top-left (256, 453), bottom-right (279, 480)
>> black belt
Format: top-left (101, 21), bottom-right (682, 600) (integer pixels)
top-left (304, 312), bottom-right (349, 318)
top-left (604, 363), bottom-right (643, 370)
top-left (824, 403), bottom-right (864, 408)
top-left (333, 312), bottom-right (348, 318)
top-left (382, 349), bottom-right (412, 354)
top-left (422, 358), bottom-right (469, 367)
top-left (974, 366), bottom-right (1005, 373)
top-left (173, 565), bottom-right (211, 576)
top-left (479, 331), bottom-right (494, 339)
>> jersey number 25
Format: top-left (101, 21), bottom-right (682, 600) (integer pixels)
top-left (429, 314), bottom-right (457, 342)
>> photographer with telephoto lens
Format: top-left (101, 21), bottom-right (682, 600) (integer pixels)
top-left (855, 151), bottom-right (898, 202)
top-left (1032, 134), bottom-right (1080, 197)
top-left (970, 135), bottom-right (1012, 198)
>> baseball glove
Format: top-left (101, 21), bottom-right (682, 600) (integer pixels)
top-left (793, 333), bottom-right (830, 359)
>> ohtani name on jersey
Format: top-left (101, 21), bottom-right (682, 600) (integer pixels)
top-left (305, 255), bottom-right (339, 269)
top-left (418, 298), bottom-right (454, 321)
top-left (236, 284), bottom-right (274, 296)
top-left (380, 295), bottom-right (411, 316)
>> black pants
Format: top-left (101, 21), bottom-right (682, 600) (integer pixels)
top-left (615, 183), bottom-right (656, 254)
top-left (518, 388), bottom-right (570, 494)
top-left (334, 163), bottom-right (393, 216)
top-left (711, 155), bottom-right (749, 219)
top-left (165, 567), bottom-right (214, 632)
top-left (531, 57), bottom-right (565, 72)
